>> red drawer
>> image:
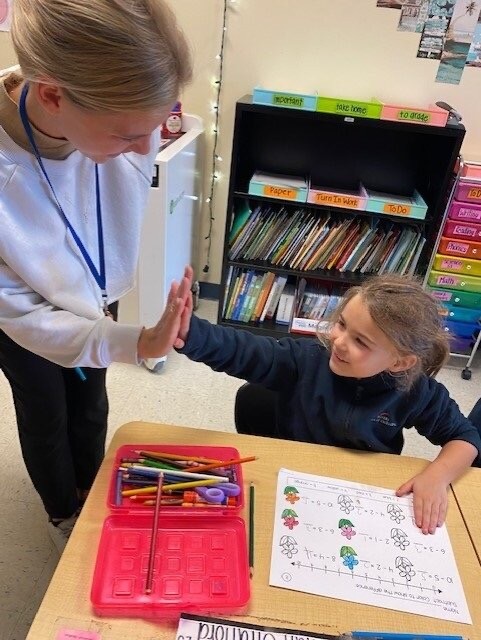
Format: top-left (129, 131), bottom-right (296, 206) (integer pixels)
top-left (438, 236), bottom-right (481, 259)
top-left (443, 219), bottom-right (481, 241)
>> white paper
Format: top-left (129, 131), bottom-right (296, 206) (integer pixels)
top-left (269, 468), bottom-right (471, 624)
top-left (0, 0), bottom-right (12, 32)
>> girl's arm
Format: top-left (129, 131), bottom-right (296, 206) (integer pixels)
top-left (396, 439), bottom-right (477, 534)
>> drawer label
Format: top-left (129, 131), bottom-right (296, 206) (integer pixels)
top-left (314, 192), bottom-right (361, 208)
top-left (431, 291), bottom-right (452, 301)
top-left (456, 207), bottom-right (481, 219)
top-left (263, 185), bottom-right (298, 199)
top-left (440, 258), bottom-right (463, 270)
top-left (436, 275), bottom-right (458, 285)
top-left (454, 225), bottom-right (476, 236)
top-left (383, 203), bottom-right (412, 216)
top-left (446, 241), bottom-right (469, 254)
top-left (397, 109), bottom-right (430, 123)
top-left (467, 187), bottom-right (481, 200)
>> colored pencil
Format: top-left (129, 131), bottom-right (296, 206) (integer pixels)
top-left (115, 469), bottom-right (123, 506)
top-left (249, 482), bottom-right (255, 578)
top-left (135, 450), bottom-right (223, 464)
top-left (129, 464), bottom-right (229, 482)
top-left (184, 456), bottom-right (258, 473)
top-left (145, 472), bottom-right (164, 594)
top-left (122, 477), bottom-right (223, 497)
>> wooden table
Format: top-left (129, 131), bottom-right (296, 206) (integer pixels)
top-left (27, 422), bottom-right (481, 639)
top-left (453, 466), bottom-right (481, 566)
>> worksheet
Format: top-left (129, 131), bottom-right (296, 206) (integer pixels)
top-left (269, 468), bottom-right (471, 624)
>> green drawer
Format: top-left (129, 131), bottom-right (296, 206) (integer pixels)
top-left (427, 270), bottom-right (481, 294)
top-left (428, 286), bottom-right (481, 309)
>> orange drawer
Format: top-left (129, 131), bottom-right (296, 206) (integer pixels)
top-left (438, 236), bottom-right (481, 259)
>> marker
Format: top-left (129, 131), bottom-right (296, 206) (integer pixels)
top-left (75, 367), bottom-right (87, 381)
top-left (349, 632), bottom-right (464, 640)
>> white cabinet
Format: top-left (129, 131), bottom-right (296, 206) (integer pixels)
top-left (119, 114), bottom-right (204, 371)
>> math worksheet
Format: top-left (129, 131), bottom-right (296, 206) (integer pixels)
top-left (269, 468), bottom-right (471, 624)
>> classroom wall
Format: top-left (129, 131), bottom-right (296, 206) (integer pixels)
top-left (2, 0), bottom-right (481, 285)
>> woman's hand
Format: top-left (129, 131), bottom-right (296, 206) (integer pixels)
top-left (137, 266), bottom-right (193, 360)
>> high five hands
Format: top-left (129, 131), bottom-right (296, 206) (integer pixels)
top-left (137, 265), bottom-right (194, 360)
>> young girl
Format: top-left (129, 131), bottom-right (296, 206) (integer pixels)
top-left (0, 0), bottom-right (191, 551)
top-left (168, 267), bottom-right (481, 536)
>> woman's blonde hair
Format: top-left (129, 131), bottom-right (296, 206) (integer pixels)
top-left (11, 0), bottom-right (192, 112)
top-left (323, 273), bottom-right (450, 391)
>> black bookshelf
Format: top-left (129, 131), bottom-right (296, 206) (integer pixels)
top-left (218, 95), bottom-right (465, 338)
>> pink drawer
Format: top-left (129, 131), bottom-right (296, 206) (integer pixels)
top-left (443, 219), bottom-right (481, 241)
top-left (454, 180), bottom-right (481, 204)
top-left (449, 199), bottom-right (481, 223)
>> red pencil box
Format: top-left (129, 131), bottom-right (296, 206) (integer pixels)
top-left (90, 444), bottom-right (250, 619)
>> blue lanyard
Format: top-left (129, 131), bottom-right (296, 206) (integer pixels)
top-left (18, 83), bottom-right (108, 312)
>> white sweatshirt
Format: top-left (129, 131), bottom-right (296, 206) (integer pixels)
top-left (0, 118), bottom-right (159, 368)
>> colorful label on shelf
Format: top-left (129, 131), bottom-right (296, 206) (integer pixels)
top-left (447, 241), bottom-right (469, 254)
top-left (467, 187), bottom-right (481, 200)
top-left (382, 202), bottom-right (412, 216)
top-left (313, 192), bottom-right (362, 208)
top-left (436, 275), bottom-right (459, 286)
top-left (441, 258), bottom-right (463, 270)
top-left (431, 290), bottom-right (453, 301)
top-left (454, 224), bottom-right (476, 236)
top-left (263, 185), bottom-right (298, 199)
top-left (273, 93), bottom-right (305, 108)
top-left (397, 109), bottom-right (431, 123)
top-left (456, 207), bottom-right (481, 219)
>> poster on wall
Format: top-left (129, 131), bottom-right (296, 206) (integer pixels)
top-left (398, 1), bottom-right (429, 32)
top-left (466, 12), bottom-right (481, 66)
top-left (435, 0), bottom-right (481, 84)
top-left (377, 0), bottom-right (406, 7)
top-left (0, 0), bottom-right (12, 32)
top-left (417, 14), bottom-right (451, 58)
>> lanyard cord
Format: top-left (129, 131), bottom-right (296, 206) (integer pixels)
top-left (18, 83), bottom-right (108, 307)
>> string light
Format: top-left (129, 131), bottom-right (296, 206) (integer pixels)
top-left (203, 0), bottom-right (230, 274)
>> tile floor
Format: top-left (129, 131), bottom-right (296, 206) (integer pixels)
top-left (0, 299), bottom-right (479, 639)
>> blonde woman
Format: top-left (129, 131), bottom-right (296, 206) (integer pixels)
top-left (0, 0), bottom-right (192, 551)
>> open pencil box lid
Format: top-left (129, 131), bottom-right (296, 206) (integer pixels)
top-left (91, 444), bottom-right (250, 619)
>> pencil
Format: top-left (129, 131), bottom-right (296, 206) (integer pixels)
top-left (185, 456), bottom-right (258, 474)
top-left (249, 482), bottom-right (255, 578)
top-left (145, 471), bottom-right (164, 594)
top-left (135, 450), bottom-right (223, 464)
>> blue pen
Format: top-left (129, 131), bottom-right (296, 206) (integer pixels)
top-left (75, 367), bottom-right (87, 381)
top-left (350, 632), bottom-right (464, 640)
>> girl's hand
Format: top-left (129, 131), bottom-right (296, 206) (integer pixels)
top-left (137, 266), bottom-right (194, 359)
top-left (396, 469), bottom-right (449, 535)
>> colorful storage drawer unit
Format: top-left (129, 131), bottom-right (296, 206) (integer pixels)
top-left (380, 103), bottom-right (448, 127)
top-left (307, 184), bottom-right (367, 209)
top-left (442, 304), bottom-right (481, 323)
top-left (316, 96), bottom-right (382, 119)
top-left (443, 219), bottom-right (481, 241)
top-left (443, 318), bottom-right (478, 339)
top-left (428, 286), bottom-right (481, 309)
top-left (252, 88), bottom-right (317, 111)
top-left (461, 161), bottom-right (481, 180)
top-left (454, 180), bottom-right (481, 204)
top-left (448, 199), bottom-right (481, 223)
top-left (90, 444), bottom-right (250, 619)
top-left (365, 189), bottom-right (427, 220)
top-left (427, 270), bottom-right (481, 294)
top-left (433, 254), bottom-right (481, 277)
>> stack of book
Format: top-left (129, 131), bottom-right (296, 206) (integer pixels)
top-left (290, 279), bottom-right (344, 335)
top-left (222, 268), bottom-right (289, 324)
top-left (229, 203), bottom-right (426, 275)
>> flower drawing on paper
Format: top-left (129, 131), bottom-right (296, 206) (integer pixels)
top-left (340, 545), bottom-right (358, 571)
top-left (395, 556), bottom-right (416, 582)
top-left (283, 485), bottom-right (300, 504)
top-left (338, 518), bottom-right (356, 540)
top-left (279, 535), bottom-right (298, 558)
top-left (387, 503), bottom-right (405, 524)
top-left (337, 494), bottom-right (354, 514)
top-left (281, 508), bottom-right (299, 530)
top-left (391, 527), bottom-right (410, 551)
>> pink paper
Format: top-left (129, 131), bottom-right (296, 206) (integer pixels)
top-left (57, 630), bottom-right (101, 640)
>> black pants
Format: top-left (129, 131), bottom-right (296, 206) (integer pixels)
top-left (234, 383), bottom-right (280, 438)
top-left (0, 303), bottom-right (117, 519)
top-left (468, 398), bottom-right (481, 468)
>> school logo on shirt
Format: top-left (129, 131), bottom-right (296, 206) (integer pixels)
top-left (371, 412), bottom-right (397, 428)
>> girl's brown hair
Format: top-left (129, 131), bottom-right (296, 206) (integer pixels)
top-left (11, 0), bottom-right (192, 112)
top-left (324, 273), bottom-right (449, 391)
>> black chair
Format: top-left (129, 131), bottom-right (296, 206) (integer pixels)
top-left (234, 382), bottom-right (278, 437)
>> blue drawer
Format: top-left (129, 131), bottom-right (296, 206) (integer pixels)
top-left (443, 319), bottom-right (478, 339)
top-left (443, 305), bottom-right (481, 323)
